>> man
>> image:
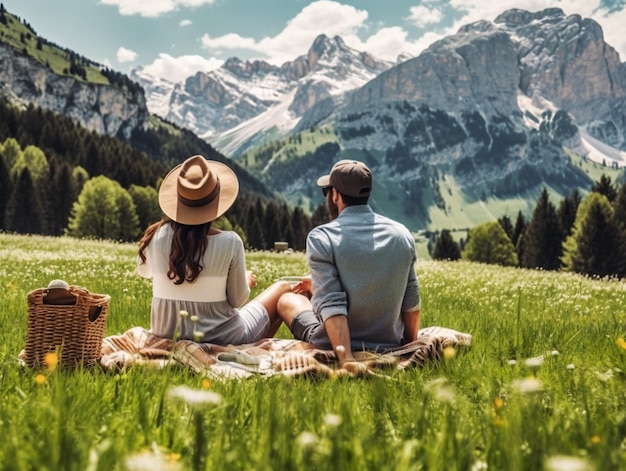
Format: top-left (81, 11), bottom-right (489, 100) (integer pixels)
top-left (277, 159), bottom-right (421, 372)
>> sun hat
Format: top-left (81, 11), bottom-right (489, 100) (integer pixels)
top-left (317, 159), bottom-right (372, 197)
top-left (158, 155), bottom-right (239, 225)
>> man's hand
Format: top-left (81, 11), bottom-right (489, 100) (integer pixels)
top-left (340, 360), bottom-right (370, 376)
top-left (292, 275), bottom-right (312, 298)
top-left (335, 345), bottom-right (369, 376)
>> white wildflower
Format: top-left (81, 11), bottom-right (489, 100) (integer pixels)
top-left (566, 364), bottom-right (575, 370)
top-left (168, 385), bottom-right (222, 408)
top-left (594, 369), bottom-right (614, 382)
top-left (190, 315), bottom-right (199, 323)
top-left (471, 460), bottom-right (488, 471)
top-left (179, 310), bottom-right (188, 318)
top-left (545, 455), bottom-right (594, 471)
top-left (296, 431), bottom-right (317, 448)
top-left (125, 451), bottom-right (181, 471)
top-left (512, 377), bottom-right (543, 394)
top-left (323, 413), bottom-right (342, 428)
top-left (425, 377), bottom-right (456, 403)
top-left (507, 359), bottom-right (517, 366)
top-left (551, 350), bottom-right (560, 356)
top-left (524, 355), bottom-right (544, 368)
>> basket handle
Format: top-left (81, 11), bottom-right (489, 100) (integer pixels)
top-left (43, 287), bottom-right (78, 306)
top-left (89, 305), bottom-right (103, 322)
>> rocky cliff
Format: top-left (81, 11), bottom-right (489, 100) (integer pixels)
top-left (0, 42), bottom-right (148, 139)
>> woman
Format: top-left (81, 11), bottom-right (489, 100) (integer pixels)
top-left (137, 155), bottom-right (291, 345)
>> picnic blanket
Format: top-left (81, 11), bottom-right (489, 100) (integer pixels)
top-left (100, 326), bottom-right (472, 379)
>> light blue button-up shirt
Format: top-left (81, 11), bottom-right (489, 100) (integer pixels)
top-left (307, 205), bottom-right (421, 351)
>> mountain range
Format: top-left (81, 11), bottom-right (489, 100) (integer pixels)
top-left (1, 6), bottom-right (625, 232)
top-left (133, 7), bottom-right (626, 231)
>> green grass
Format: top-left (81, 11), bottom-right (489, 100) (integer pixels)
top-left (1, 233), bottom-right (625, 470)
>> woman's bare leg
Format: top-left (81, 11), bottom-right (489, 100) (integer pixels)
top-left (253, 280), bottom-right (293, 336)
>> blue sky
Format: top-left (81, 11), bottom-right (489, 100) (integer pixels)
top-left (4, 0), bottom-right (626, 83)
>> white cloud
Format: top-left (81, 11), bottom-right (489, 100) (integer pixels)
top-left (355, 27), bottom-right (411, 61)
top-left (99, 0), bottom-right (216, 18)
top-left (180, 19), bottom-right (192, 27)
top-left (142, 53), bottom-right (223, 83)
top-left (408, 5), bottom-right (443, 27)
top-left (117, 47), bottom-right (138, 63)
top-left (200, 0), bottom-right (369, 64)
top-left (201, 33), bottom-right (259, 51)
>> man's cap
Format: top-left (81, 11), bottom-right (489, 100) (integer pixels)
top-left (316, 160), bottom-right (372, 197)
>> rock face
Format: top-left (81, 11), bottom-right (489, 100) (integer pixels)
top-left (497, 8), bottom-right (626, 146)
top-left (295, 8), bottom-right (626, 195)
top-left (136, 34), bottom-right (391, 152)
top-left (0, 43), bottom-right (148, 139)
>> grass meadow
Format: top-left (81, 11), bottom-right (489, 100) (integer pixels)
top-left (1, 233), bottom-right (625, 470)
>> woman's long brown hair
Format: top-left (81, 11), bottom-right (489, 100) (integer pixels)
top-left (138, 216), bottom-right (212, 284)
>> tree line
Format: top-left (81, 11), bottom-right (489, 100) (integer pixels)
top-left (431, 175), bottom-right (626, 278)
top-left (0, 98), bottom-right (324, 250)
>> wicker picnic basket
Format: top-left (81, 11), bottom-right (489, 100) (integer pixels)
top-left (22, 281), bottom-right (110, 368)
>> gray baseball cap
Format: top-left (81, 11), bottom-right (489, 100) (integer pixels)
top-left (316, 160), bottom-right (372, 197)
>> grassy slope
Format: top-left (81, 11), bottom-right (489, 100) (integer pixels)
top-left (240, 124), bottom-right (625, 232)
top-left (0, 11), bottom-right (108, 84)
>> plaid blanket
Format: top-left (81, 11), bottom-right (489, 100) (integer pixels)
top-left (100, 326), bottom-right (472, 379)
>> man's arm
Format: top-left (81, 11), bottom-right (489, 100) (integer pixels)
top-left (324, 314), bottom-right (369, 374)
top-left (401, 308), bottom-right (420, 343)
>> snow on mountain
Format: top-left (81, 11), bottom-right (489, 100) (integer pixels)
top-left (579, 131), bottom-right (626, 167)
top-left (135, 34), bottom-right (391, 156)
top-left (129, 67), bottom-right (176, 119)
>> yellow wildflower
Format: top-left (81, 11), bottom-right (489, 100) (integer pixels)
top-left (591, 435), bottom-right (601, 445)
top-left (617, 337), bottom-right (626, 350)
top-left (494, 397), bottom-right (504, 410)
top-left (34, 374), bottom-right (46, 385)
top-left (44, 352), bottom-right (59, 370)
top-left (443, 346), bottom-right (456, 360)
top-left (201, 378), bottom-right (211, 389)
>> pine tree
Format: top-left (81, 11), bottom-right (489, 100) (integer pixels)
top-left (311, 202), bottom-right (330, 227)
top-left (0, 154), bottom-right (11, 229)
top-left (498, 215), bottom-right (514, 241)
top-left (511, 210), bottom-right (526, 247)
top-left (562, 193), bottom-right (622, 277)
top-left (290, 206), bottom-right (309, 251)
top-left (557, 188), bottom-right (581, 239)
top-left (432, 229), bottom-right (461, 260)
top-left (5, 167), bottom-right (43, 234)
top-left (590, 174), bottom-right (617, 202)
top-left (520, 188), bottom-right (562, 270)
top-left (245, 198), bottom-right (265, 250)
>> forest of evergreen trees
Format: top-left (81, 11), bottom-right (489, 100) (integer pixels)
top-left (0, 98), bottom-right (325, 250)
top-left (431, 175), bottom-right (626, 279)
top-left (3, 88), bottom-right (626, 274)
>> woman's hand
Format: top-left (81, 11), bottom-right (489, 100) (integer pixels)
top-left (246, 270), bottom-right (257, 289)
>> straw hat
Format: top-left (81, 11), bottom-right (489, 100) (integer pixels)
top-left (158, 155), bottom-right (239, 225)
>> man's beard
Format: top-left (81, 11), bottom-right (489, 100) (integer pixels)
top-left (327, 194), bottom-right (339, 220)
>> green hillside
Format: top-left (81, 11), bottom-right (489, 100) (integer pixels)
top-left (0, 7), bottom-right (107, 84)
top-left (237, 122), bottom-right (625, 232)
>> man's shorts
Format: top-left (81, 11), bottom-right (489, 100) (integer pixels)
top-left (290, 309), bottom-right (331, 349)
